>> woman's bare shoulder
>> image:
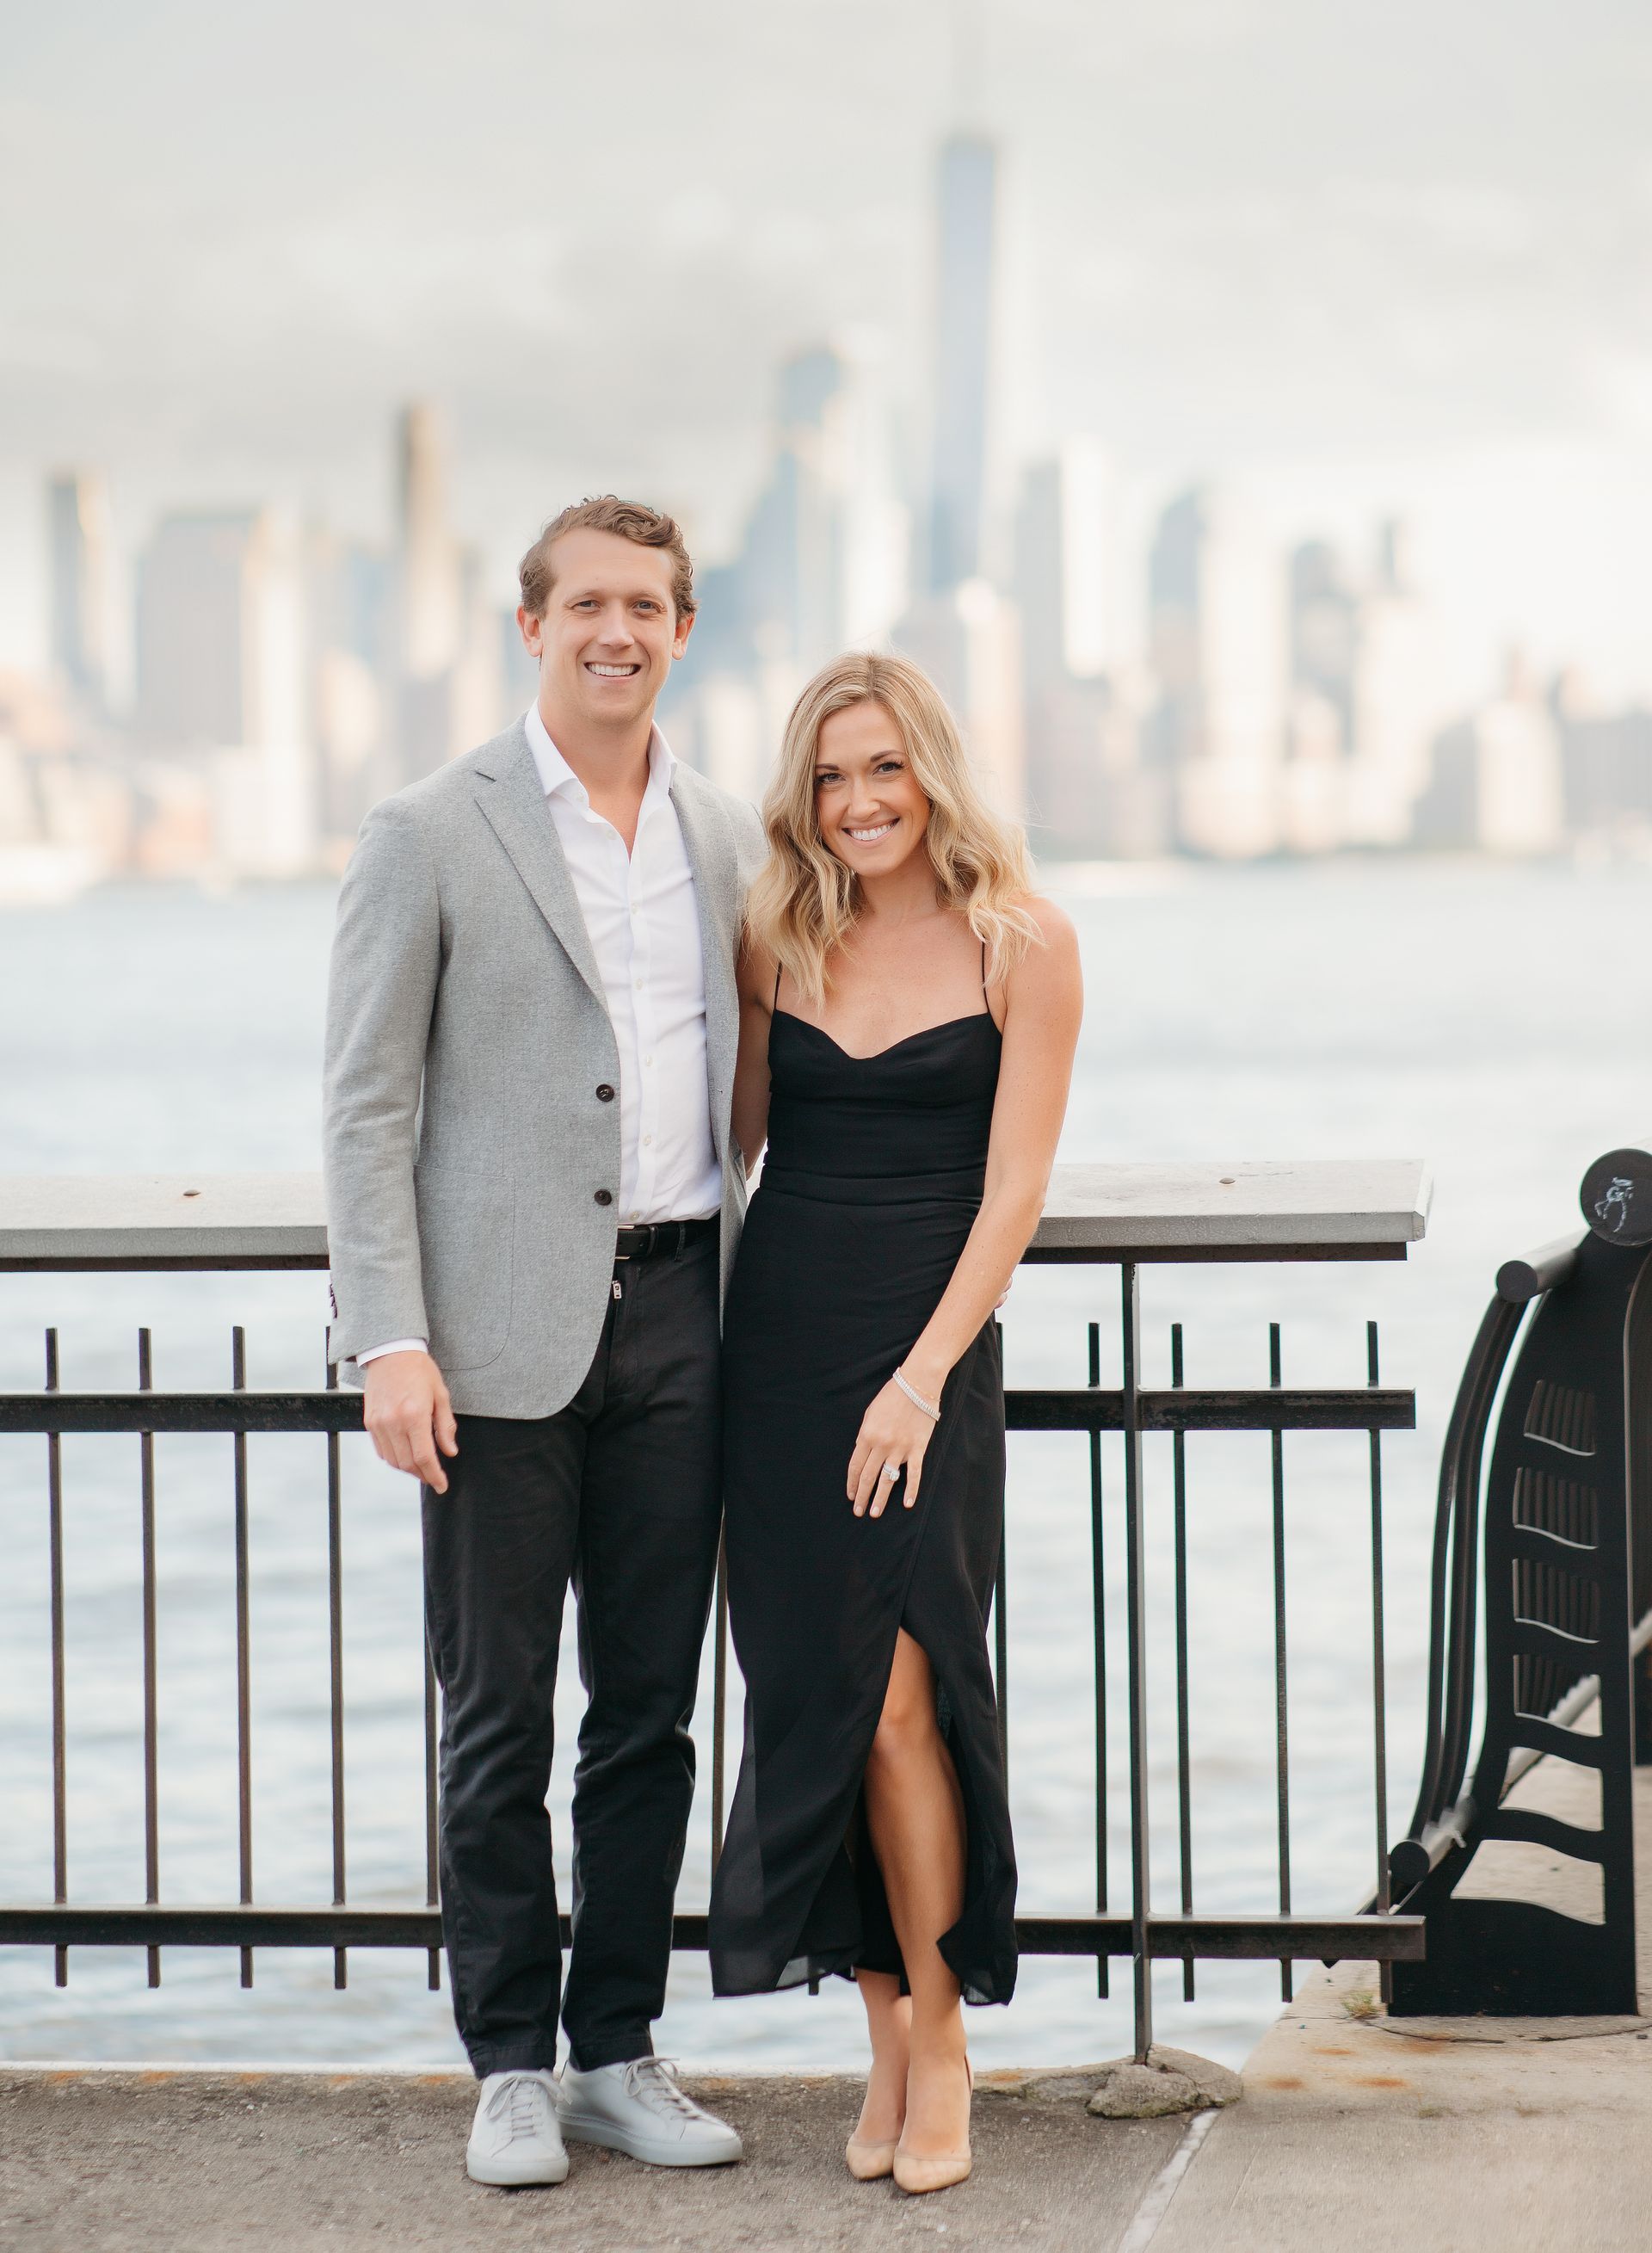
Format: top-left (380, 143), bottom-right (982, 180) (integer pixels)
top-left (1007, 893), bottom-right (1081, 986)
top-left (1014, 892), bottom-right (1078, 950)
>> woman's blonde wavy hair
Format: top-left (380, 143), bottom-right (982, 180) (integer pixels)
top-left (747, 650), bottom-right (1041, 1005)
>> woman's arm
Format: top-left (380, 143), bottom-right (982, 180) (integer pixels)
top-left (847, 898), bottom-right (1083, 1514)
top-left (730, 938), bottom-right (778, 1179)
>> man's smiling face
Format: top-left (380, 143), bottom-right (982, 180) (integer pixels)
top-left (519, 527), bottom-right (692, 734)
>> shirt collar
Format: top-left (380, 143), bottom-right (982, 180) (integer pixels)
top-left (523, 702), bottom-right (675, 806)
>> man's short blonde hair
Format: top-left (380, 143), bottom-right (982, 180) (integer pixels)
top-left (518, 496), bottom-right (696, 621)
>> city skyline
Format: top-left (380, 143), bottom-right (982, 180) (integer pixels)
top-left (2, 0), bottom-right (1651, 706)
top-left (13, 357), bottom-right (1650, 885)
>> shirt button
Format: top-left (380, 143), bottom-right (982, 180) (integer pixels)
top-left (644, 1134), bottom-right (653, 1147)
top-left (644, 1054), bottom-right (654, 1066)
top-left (594, 1189), bottom-right (613, 1207)
top-left (595, 1083), bottom-right (615, 1102)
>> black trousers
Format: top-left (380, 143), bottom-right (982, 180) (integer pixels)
top-left (422, 1234), bottom-right (722, 2076)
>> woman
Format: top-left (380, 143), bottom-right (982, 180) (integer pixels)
top-left (706, 652), bottom-right (1082, 2194)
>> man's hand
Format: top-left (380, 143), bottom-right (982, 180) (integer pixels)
top-left (363, 1350), bottom-right (459, 1492)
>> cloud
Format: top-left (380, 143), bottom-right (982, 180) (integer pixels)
top-left (2, 0), bottom-right (1649, 683)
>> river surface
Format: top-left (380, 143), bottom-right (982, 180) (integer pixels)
top-left (1, 858), bottom-right (1647, 2073)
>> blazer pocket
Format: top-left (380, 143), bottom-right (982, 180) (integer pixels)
top-left (416, 1185), bottom-right (515, 1373)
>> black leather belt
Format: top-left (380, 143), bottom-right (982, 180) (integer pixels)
top-left (613, 1217), bottom-right (718, 1262)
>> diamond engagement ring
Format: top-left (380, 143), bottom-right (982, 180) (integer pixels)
top-left (881, 1462), bottom-right (901, 1481)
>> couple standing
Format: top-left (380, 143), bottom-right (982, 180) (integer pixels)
top-left (323, 496), bottom-right (1082, 2198)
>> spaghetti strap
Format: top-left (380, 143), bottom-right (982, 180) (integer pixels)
top-left (774, 957), bottom-right (783, 1009)
top-left (980, 936), bottom-right (989, 1000)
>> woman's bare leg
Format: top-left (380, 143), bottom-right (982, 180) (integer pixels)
top-left (862, 1628), bottom-right (971, 2158)
top-left (852, 1970), bottom-right (910, 2144)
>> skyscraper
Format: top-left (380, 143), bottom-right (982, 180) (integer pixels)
top-left (1343, 522), bottom-right (1445, 845)
top-left (928, 133), bottom-right (997, 594)
top-left (134, 508), bottom-right (317, 873)
top-left (136, 511), bottom-right (265, 750)
top-left (1414, 654), bottom-right (1563, 855)
top-left (1149, 486), bottom-right (1288, 856)
top-left (47, 472), bottom-right (112, 706)
top-left (398, 403), bottom-right (461, 681)
top-left (895, 577), bottom-right (1025, 823)
top-left (392, 401), bottom-right (491, 786)
top-left (740, 347), bottom-right (849, 674)
top-left (1011, 445), bottom-right (1145, 853)
top-left (1014, 441), bottom-right (1119, 696)
top-left (675, 339), bottom-right (912, 745)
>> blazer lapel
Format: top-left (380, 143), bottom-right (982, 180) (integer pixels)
top-left (472, 726), bottom-right (607, 1009)
top-left (670, 773), bottom-right (741, 1162)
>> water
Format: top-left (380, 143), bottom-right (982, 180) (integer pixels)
top-left (2, 860), bottom-right (1648, 2075)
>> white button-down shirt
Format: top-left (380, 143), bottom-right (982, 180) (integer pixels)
top-left (525, 701), bottom-right (718, 1226)
top-left (358, 705), bottom-right (718, 1365)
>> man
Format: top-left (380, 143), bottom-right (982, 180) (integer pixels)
top-left (324, 496), bottom-right (764, 2188)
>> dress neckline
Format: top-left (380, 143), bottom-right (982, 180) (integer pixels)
top-left (772, 1009), bottom-right (1000, 1065)
top-left (771, 934), bottom-right (998, 1064)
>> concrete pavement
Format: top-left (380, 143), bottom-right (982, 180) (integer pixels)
top-left (0, 2064), bottom-right (1183, 2253)
top-left (1150, 1749), bottom-right (1652, 2253)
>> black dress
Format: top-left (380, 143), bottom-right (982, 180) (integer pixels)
top-left (707, 966), bottom-right (1018, 2007)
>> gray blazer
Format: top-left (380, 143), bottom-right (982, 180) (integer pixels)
top-left (323, 716), bottom-right (767, 1419)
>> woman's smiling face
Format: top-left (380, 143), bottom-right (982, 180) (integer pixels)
top-left (812, 701), bottom-right (931, 877)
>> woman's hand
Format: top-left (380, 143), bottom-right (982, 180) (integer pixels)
top-left (848, 1377), bottom-right (939, 1517)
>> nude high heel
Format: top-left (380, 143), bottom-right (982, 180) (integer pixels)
top-left (891, 2057), bottom-right (972, 2195)
top-left (844, 2133), bottom-right (898, 2181)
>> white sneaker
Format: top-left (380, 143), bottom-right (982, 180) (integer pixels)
top-left (558, 2057), bottom-right (743, 2168)
top-left (465, 2069), bottom-right (569, 2187)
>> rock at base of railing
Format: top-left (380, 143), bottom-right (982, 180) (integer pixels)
top-left (1086, 2047), bottom-right (1244, 2119)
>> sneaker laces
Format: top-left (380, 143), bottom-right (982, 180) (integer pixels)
top-left (625, 2058), bottom-right (710, 2121)
top-left (486, 2072), bottom-right (552, 2142)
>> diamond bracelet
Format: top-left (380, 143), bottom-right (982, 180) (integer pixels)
top-left (893, 1367), bottom-right (942, 1422)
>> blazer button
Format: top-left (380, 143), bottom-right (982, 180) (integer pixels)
top-left (594, 1188), bottom-right (613, 1207)
top-left (595, 1083), bottom-right (615, 1102)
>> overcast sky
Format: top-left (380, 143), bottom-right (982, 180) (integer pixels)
top-left (4, 0), bottom-right (1651, 695)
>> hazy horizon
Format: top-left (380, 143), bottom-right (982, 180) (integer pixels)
top-left (4, 0), bottom-right (1651, 701)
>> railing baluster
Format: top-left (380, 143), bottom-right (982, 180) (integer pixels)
top-left (424, 1633), bottom-right (441, 1990)
top-left (711, 1528), bottom-right (728, 1873)
top-left (1367, 1319), bottom-right (1391, 2005)
top-left (1121, 1262), bottom-right (1153, 2062)
top-left (232, 1327), bottom-right (253, 1987)
top-left (139, 1330), bottom-right (160, 1988)
top-left (46, 1330), bottom-right (67, 1988)
top-left (1269, 1321), bottom-right (1292, 2002)
top-left (326, 1355), bottom-right (347, 1991)
top-left (1088, 1318), bottom-right (1107, 1999)
top-left (1172, 1323), bottom-right (1194, 2002)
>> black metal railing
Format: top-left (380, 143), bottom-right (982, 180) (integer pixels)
top-left (0, 1234), bottom-right (1426, 2063)
top-left (1388, 1144), bottom-right (1652, 2014)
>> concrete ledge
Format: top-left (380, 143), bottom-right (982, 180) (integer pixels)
top-left (0, 1159), bottom-right (1433, 1270)
top-left (1028, 1158), bottom-right (1432, 1256)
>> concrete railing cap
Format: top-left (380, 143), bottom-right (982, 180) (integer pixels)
top-left (0, 1161), bottom-right (1431, 1270)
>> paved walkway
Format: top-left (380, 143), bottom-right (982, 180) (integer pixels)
top-left (0, 2064), bottom-right (1181, 2253)
top-left (1154, 1750), bottom-right (1652, 2253)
